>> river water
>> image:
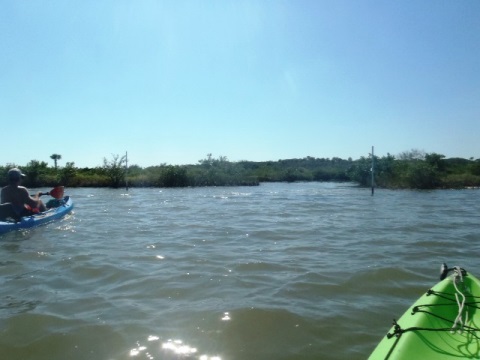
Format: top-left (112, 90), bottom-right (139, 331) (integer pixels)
top-left (0, 182), bottom-right (479, 360)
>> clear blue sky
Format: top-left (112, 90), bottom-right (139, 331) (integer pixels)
top-left (1, 1), bottom-right (479, 168)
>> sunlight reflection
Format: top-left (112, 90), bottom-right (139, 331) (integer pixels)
top-left (56, 223), bottom-right (75, 232)
top-left (162, 339), bottom-right (197, 355)
top-left (129, 346), bottom-right (147, 356)
top-left (129, 336), bottom-right (221, 360)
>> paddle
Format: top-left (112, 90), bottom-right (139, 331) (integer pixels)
top-left (35, 186), bottom-right (65, 199)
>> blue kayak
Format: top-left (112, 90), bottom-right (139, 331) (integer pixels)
top-left (0, 196), bottom-right (73, 235)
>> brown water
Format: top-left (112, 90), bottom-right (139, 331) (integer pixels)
top-left (1, 183), bottom-right (479, 360)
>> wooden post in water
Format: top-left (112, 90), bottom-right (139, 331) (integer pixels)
top-left (125, 151), bottom-right (129, 192)
top-left (371, 146), bottom-right (375, 196)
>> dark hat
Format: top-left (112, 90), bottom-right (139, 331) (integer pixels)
top-left (7, 168), bottom-right (26, 181)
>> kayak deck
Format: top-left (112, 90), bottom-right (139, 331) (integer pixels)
top-left (369, 268), bottom-right (480, 359)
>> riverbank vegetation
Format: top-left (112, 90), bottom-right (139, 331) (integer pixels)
top-left (1, 150), bottom-right (479, 189)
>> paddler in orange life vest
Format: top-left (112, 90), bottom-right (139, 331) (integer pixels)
top-left (1, 168), bottom-right (47, 218)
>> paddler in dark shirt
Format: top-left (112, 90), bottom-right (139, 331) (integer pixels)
top-left (0, 168), bottom-right (46, 220)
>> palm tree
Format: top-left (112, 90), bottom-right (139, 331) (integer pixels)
top-left (50, 154), bottom-right (62, 170)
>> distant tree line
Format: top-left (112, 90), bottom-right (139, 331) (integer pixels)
top-left (0, 150), bottom-right (479, 189)
top-left (348, 150), bottom-right (480, 189)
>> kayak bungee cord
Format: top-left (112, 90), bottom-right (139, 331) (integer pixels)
top-left (451, 266), bottom-right (468, 333)
top-left (369, 265), bottom-right (480, 359)
top-left (382, 267), bottom-right (480, 359)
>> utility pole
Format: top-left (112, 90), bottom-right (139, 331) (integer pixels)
top-left (371, 146), bottom-right (375, 196)
top-left (125, 151), bottom-right (129, 192)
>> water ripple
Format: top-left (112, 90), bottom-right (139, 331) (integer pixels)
top-left (0, 184), bottom-right (479, 359)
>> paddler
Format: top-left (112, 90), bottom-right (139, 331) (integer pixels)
top-left (0, 168), bottom-right (47, 220)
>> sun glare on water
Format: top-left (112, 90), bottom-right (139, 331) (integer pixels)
top-left (129, 336), bottom-right (221, 360)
